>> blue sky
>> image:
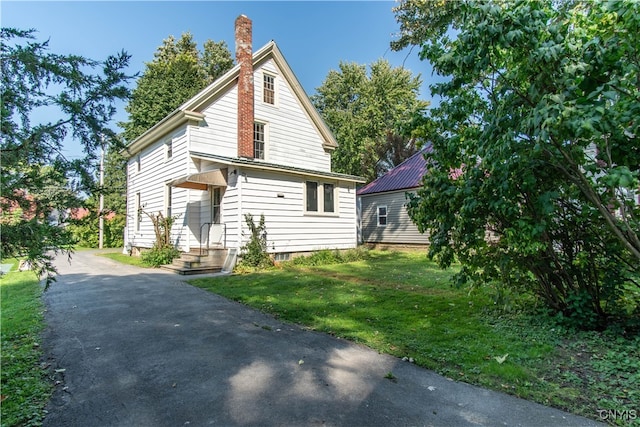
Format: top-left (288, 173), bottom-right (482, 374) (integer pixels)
top-left (2, 1), bottom-right (440, 156)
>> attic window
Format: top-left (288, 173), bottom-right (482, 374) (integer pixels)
top-left (263, 74), bottom-right (275, 105)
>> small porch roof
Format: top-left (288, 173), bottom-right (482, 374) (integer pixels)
top-left (168, 169), bottom-right (227, 191)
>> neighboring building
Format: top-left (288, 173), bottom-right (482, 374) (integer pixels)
top-left (68, 207), bottom-right (116, 221)
top-left (357, 146), bottom-right (431, 245)
top-left (124, 15), bottom-right (364, 271)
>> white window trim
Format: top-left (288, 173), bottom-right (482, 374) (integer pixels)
top-left (377, 205), bottom-right (388, 227)
top-left (253, 120), bottom-right (268, 161)
top-left (263, 71), bottom-right (277, 107)
top-left (165, 185), bottom-right (172, 218)
top-left (135, 192), bottom-right (142, 233)
top-left (304, 180), bottom-right (339, 216)
top-left (211, 187), bottom-right (221, 224)
top-left (165, 138), bottom-right (173, 161)
top-left (135, 154), bottom-right (141, 173)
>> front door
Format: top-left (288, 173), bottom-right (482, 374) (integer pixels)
top-left (209, 187), bottom-right (223, 246)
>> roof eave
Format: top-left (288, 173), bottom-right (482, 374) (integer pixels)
top-left (357, 186), bottom-right (421, 197)
top-left (125, 110), bottom-right (205, 157)
top-left (191, 151), bottom-right (365, 183)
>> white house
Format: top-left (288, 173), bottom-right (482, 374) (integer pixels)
top-left (124, 15), bottom-right (364, 272)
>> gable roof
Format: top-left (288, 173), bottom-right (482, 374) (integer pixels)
top-left (357, 145), bottom-right (432, 196)
top-left (126, 41), bottom-right (338, 156)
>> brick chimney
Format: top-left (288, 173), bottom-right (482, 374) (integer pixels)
top-left (236, 15), bottom-right (254, 159)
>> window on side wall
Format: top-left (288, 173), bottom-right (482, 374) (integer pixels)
top-left (166, 186), bottom-right (172, 218)
top-left (263, 73), bottom-right (275, 105)
top-left (254, 122), bottom-right (265, 160)
top-left (323, 183), bottom-right (335, 213)
top-left (165, 139), bottom-right (173, 160)
top-left (305, 181), bottom-right (337, 214)
top-left (136, 155), bottom-right (141, 173)
top-left (306, 181), bottom-right (318, 212)
top-left (377, 205), bottom-right (387, 226)
top-left (135, 192), bottom-right (142, 232)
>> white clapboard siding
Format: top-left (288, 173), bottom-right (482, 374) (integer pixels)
top-left (256, 60), bottom-right (332, 172)
top-left (360, 190), bottom-right (430, 245)
top-left (191, 85), bottom-right (238, 157)
top-left (126, 128), bottom-right (191, 250)
top-left (188, 60), bottom-right (332, 172)
top-left (237, 169), bottom-right (358, 253)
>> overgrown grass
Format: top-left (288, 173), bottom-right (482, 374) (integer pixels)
top-left (1, 261), bottom-right (51, 427)
top-left (189, 249), bottom-right (640, 425)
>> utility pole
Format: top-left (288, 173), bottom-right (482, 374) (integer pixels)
top-left (99, 137), bottom-right (105, 249)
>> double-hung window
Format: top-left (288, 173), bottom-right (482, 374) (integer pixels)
top-left (377, 205), bottom-right (387, 226)
top-left (254, 122), bottom-right (265, 160)
top-left (306, 182), bottom-right (318, 212)
top-left (166, 186), bottom-right (172, 218)
top-left (306, 181), bottom-right (337, 214)
top-left (263, 74), bottom-right (275, 105)
top-left (323, 183), bottom-right (335, 213)
top-left (135, 192), bottom-right (142, 232)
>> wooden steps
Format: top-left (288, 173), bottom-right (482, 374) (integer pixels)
top-left (161, 248), bottom-right (227, 275)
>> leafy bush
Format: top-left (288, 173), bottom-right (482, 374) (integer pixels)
top-left (398, 0), bottom-right (640, 331)
top-left (140, 246), bottom-right (181, 267)
top-left (141, 210), bottom-right (179, 250)
top-left (237, 213), bottom-right (273, 270)
top-left (68, 214), bottom-right (125, 248)
top-left (137, 210), bottom-right (182, 267)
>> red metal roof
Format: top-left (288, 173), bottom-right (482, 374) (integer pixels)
top-left (357, 145), bottom-right (432, 196)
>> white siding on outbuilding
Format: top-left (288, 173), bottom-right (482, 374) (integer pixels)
top-left (359, 189), bottom-right (429, 245)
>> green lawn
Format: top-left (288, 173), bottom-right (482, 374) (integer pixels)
top-left (1, 261), bottom-right (52, 427)
top-left (8, 248), bottom-right (632, 425)
top-left (97, 251), bottom-right (148, 267)
top-left (190, 249), bottom-right (640, 425)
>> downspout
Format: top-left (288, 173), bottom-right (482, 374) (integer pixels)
top-left (122, 162), bottom-right (130, 254)
top-left (237, 168), bottom-right (243, 251)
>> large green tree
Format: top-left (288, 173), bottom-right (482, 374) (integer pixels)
top-left (312, 59), bottom-right (429, 181)
top-left (393, 0), bottom-right (639, 328)
top-left (120, 32), bottom-right (233, 143)
top-left (0, 28), bottom-right (132, 284)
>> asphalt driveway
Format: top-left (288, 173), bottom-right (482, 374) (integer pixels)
top-left (42, 250), bottom-right (602, 426)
